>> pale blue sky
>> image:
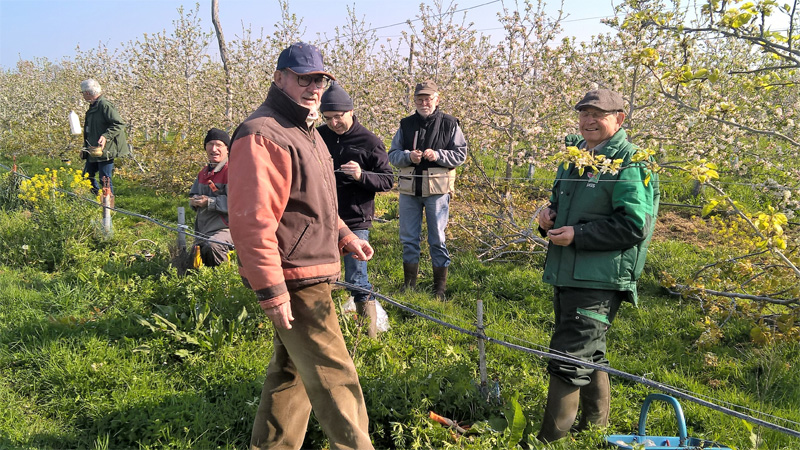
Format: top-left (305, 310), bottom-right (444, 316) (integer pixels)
top-left (0, 0), bottom-right (619, 69)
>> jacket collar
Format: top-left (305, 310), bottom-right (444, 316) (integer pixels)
top-left (88, 95), bottom-right (103, 110)
top-left (341, 115), bottom-right (362, 137)
top-left (207, 158), bottom-right (228, 173)
top-left (265, 83), bottom-right (315, 130)
top-left (414, 107), bottom-right (440, 124)
top-left (580, 128), bottom-right (629, 158)
top-left (603, 128), bottom-right (629, 158)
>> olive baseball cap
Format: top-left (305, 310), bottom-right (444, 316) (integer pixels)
top-left (414, 80), bottom-right (438, 95)
top-left (575, 89), bottom-right (624, 112)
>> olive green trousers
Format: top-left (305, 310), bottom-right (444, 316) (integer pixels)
top-left (250, 282), bottom-right (373, 450)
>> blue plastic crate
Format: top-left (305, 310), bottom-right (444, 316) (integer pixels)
top-left (605, 394), bottom-right (731, 450)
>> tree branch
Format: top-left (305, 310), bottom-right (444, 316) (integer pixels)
top-left (668, 284), bottom-right (799, 306)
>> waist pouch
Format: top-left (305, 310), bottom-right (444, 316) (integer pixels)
top-left (397, 166), bottom-right (456, 197)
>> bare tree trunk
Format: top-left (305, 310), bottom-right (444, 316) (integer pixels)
top-left (211, 0), bottom-right (233, 127)
top-left (406, 35), bottom-right (415, 111)
top-left (185, 80), bottom-right (193, 126)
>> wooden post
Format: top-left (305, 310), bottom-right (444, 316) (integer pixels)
top-left (477, 299), bottom-right (488, 397)
top-left (177, 207), bottom-right (187, 252)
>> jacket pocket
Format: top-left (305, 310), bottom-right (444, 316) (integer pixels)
top-left (573, 249), bottom-right (623, 283)
top-left (426, 167), bottom-right (455, 195)
top-left (285, 221), bottom-right (311, 260)
top-left (397, 167), bottom-right (415, 195)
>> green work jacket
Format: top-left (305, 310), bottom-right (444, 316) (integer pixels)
top-left (82, 96), bottom-right (129, 162)
top-left (541, 128), bottom-right (659, 305)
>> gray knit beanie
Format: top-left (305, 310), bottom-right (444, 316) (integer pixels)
top-left (319, 81), bottom-right (354, 113)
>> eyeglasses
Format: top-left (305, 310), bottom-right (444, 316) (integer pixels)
top-left (579, 110), bottom-right (619, 120)
top-left (286, 70), bottom-right (331, 89)
top-left (323, 112), bottom-right (346, 122)
top-left (414, 95), bottom-right (437, 104)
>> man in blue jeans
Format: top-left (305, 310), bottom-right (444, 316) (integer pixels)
top-left (388, 80), bottom-right (467, 300)
top-left (80, 79), bottom-right (129, 200)
top-left (318, 81), bottom-right (394, 337)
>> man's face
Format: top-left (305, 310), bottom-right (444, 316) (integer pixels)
top-left (274, 69), bottom-right (326, 111)
top-left (579, 107), bottom-right (625, 148)
top-left (414, 93), bottom-right (439, 117)
top-left (82, 91), bottom-right (96, 102)
top-left (322, 110), bottom-right (354, 135)
top-left (205, 140), bottom-right (228, 164)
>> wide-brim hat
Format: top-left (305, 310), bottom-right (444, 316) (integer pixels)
top-left (276, 42), bottom-right (335, 80)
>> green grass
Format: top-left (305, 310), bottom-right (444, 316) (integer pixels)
top-left (0, 159), bottom-right (798, 449)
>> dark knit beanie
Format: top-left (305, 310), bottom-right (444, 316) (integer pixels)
top-left (320, 81), bottom-right (354, 113)
top-left (204, 128), bottom-right (230, 148)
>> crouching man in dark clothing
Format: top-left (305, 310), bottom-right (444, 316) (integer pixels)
top-left (189, 128), bottom-right (233, 267)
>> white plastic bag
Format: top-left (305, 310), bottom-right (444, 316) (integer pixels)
top-left (343, 296), bottom-right (390, 332)
top-left (375, 301), bottom-right (389, 332)
top-left (68, 111), bottom-right (81, 135)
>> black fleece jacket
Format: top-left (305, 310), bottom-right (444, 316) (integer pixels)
top-left (318, 116), bottom-right (394, 230)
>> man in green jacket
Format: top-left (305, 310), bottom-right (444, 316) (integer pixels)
top-left (536, 89), bottom-right (659, 442)
top-left (80, 78), bottom-right (129, 196)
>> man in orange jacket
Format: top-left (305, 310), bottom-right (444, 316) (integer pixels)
top-left (228, 42), bottom-right (375, 450)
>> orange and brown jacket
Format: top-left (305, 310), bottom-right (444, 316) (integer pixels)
top-left (228, 84), bottom-right (357, 310)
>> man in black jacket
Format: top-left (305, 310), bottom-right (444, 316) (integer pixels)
top-left (318, 81), bottom-right (394, 338)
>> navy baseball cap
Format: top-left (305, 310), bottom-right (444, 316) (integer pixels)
top-left (276, 42), bottom-right (335, 80)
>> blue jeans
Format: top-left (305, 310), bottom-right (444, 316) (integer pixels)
top-left (343, 229), bottom-right (373, 303)
top-left (398, 193), bottom-right (451, 267)
top-left (83, 159), bottom-right (115, 194)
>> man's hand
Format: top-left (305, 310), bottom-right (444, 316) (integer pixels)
top-left (422, 148), bottom-right (438, 161)
top-left (97, 135), bottom-right (107, 150)
top-left (265, 302), bottom-right (294, 330)
top-left (409, 149), bottom-right (423, 164)
top-left (340, 161), bottom-right (362, 181)
top-left (190, 195), bottom-right (209, 208)
top-left (538, 207), bottom-right (557, 232)
top-left (343, 238), bottom-right (374, 261)
top-left (547, 226), bottom-right (575, 246)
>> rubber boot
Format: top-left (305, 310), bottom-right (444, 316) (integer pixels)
top-left (355, 300), bottom-right (378, 339)
top-left (537, 376), bottom-right (580, 443)
top-left (575, 370), bottom-right (610, 431)
top-left (401, 263), bottom-right (418, 292)
top-left (432, 266), bottom-right (448, 300)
